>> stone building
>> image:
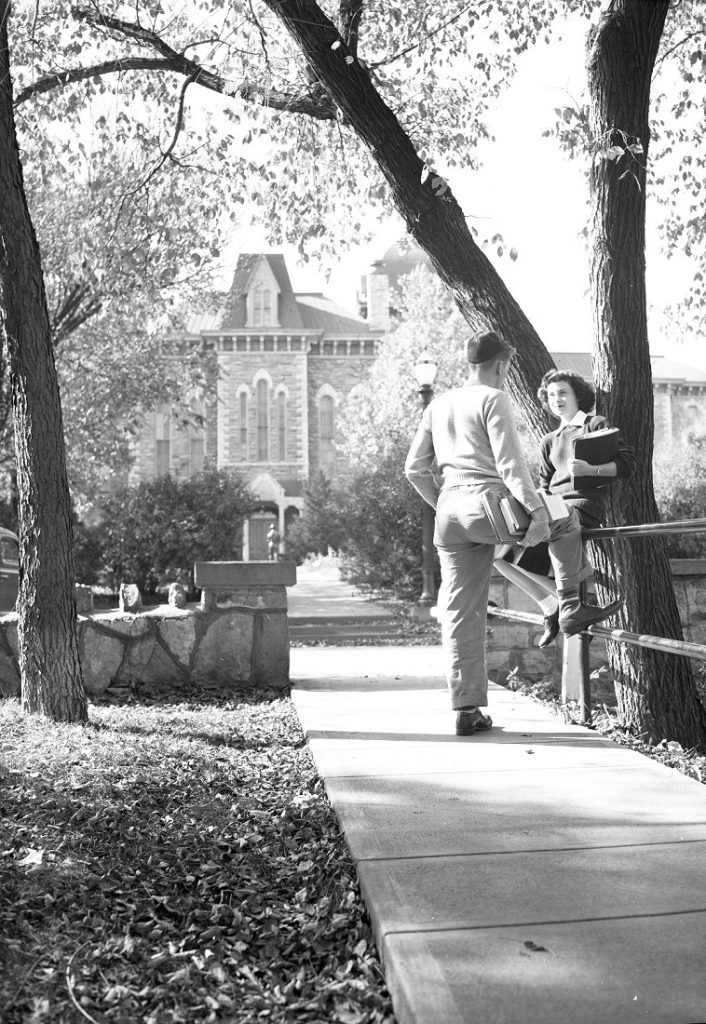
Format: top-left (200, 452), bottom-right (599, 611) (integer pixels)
top-left (131, 253), bottom-right (382, 559)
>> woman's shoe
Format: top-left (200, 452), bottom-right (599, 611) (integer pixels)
top-left (559, 598), bottom-right (623, 637)
top-left (538, 609), bottom-right (560, 648)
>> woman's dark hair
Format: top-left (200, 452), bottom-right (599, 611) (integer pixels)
top-left (537, 370), bottom-right (595, 415)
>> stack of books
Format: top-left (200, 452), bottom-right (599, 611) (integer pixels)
top-left (499, 491), bottom-right (570, 536)
top-left (482, 490), bottom-right (569, 543)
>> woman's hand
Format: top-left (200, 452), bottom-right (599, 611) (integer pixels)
top-left (568, 457), bottom-right (596, 477)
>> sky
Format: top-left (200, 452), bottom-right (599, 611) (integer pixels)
top-left (232, 14), bottom-right (706, 373)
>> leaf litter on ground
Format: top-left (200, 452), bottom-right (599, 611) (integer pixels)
top-left (0, 687), bottom-right (396, 1024)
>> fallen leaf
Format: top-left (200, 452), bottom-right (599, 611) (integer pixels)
top-left (17, 847), bottom-right (44, 866)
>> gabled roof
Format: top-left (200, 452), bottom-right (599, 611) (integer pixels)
top-left (648, 356), bottom-right (706, 385)
top-left (296, 294), bottom-right (375, 334)
top-left (212, 253), bottom-right (374, 335)
top-left (552, 352), bottom-right (706, 386)
top-left (220, 254), bottom-right (304, 330)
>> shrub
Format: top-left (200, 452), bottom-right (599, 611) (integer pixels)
top-left (337, 446), bottom-right (433, 598)
top-left (653, 441), bottom-right (706, 557)
top-left (284, 471), bottom-right (348, 563)
top-left (100, 470), bottom-right (256, 592)
top-left (72, 518), bottom-right (104, 585)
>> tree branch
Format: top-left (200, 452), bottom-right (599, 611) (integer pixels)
top-left (15, 57), bottom-right (174, 107)
top-left (655, 29), bottom-right (703, 68)
top-left (51, 280), bottom-right (102, 349)
top-left (370, 2), bottom-right (473, 70)
top-left (117, 69), bottom-right (198, 208)
top-left (16, 8), bottom-right (337, 119)
top-left (338, 0), bottom-right (363, 58)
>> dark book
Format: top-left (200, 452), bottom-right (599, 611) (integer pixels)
top-left (571, 427), bottom-right (620, 489)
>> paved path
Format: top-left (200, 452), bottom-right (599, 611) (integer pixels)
top-left (287, 566), bottom-right (394, 623)
top-left (287, 566), bottom-right (400, 642)
top-left (288, 586), bottom-right (706, 1024)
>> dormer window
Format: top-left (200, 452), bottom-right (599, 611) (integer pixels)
top-left (253, 283), bottom-right (272, 326)
top-left (246, 259), bottom-right (281, 327)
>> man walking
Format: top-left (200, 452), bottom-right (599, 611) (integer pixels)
top-left (404, 330), bottom-right (621, 736)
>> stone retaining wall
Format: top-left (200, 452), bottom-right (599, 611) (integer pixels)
top-left (0, 559), bottom-right (702, 698)
top-left (0, 561), bottom-right (296, 699)
top-left (487, 558), bottom-right (706, 685)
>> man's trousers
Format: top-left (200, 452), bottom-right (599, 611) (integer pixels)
top-left (434, 486), bottom-right (585, 710)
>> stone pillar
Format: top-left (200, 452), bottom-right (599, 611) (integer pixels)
top-left (242, 518), bottom-right (250, 562)
top-left (193, 560), bottom-right (297, 687)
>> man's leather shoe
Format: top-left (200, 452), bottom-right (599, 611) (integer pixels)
top-left (538, 609), bottom-right (560, 648)
top-left (559, 598), bottom-right (623, 638)
top-left (456, 709), bottom-right (493, 736)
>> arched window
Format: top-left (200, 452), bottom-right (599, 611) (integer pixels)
top-left (189, 397), bottom-right (205, 475)
top-left (257, 379), bottom-right (269, 461)
top-left (277, 391), bottom-right (287, 461)
top-left (155, 404), bottom-right (171, 477)
top-left (319, 394), bottom-right (335, 474)
top-left (239, 391), bottom-right (248, 459)
top-left (253, 283), bottom-right (272, 326)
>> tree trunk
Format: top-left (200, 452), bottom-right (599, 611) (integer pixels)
top-left (587, 0), bottom-right (706, 747)
top-left (0, 4), bottom-right (86, 723)
top-left (262, 0), bottom-right (556, 436)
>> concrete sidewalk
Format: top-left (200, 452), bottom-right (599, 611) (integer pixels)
top-left (290, 645), bottom-right (706, 1024)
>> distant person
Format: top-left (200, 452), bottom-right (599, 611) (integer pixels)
top-left (267, 523), bottom-right (280, 561)
top-left (404, 331), bottom-right (622, 737)
top-left (494, 369), bottom-right (635, 648)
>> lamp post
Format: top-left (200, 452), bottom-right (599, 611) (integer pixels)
top-left (412, 352), bottom-right (438, 613)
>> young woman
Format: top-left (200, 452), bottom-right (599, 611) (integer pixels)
top-left (494, 369), bottom-right (635, 647)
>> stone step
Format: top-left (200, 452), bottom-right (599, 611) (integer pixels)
top-left (289, 621), bottom-right (403, 643)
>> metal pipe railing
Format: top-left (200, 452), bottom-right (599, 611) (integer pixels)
top-left (489, 517), bottom-right (706, 725)
top-left (583, 518), bottom-right (706, 541)
top-left (584, 623), bottom-right (706, 662)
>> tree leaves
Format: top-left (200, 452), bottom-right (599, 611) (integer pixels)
top-left (7, 0), bottom-right (575, 269)
top-left (0, 692), bottom-right (395, 1022)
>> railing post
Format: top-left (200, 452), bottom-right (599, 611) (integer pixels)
top-left (561, 579), bottom-right (592, 724)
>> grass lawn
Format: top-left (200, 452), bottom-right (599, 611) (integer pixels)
top-left (0, 689), bottom-right (395, 1024)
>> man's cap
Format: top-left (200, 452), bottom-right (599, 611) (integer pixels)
top-left (466, 330), bottom-right (512, 364)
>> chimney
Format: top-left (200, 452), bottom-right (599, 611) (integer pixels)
top-left (365, 260), bottom-right (390, 331)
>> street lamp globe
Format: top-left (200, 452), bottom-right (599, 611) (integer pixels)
top-left (412, 351), bottom-right (438, 389)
